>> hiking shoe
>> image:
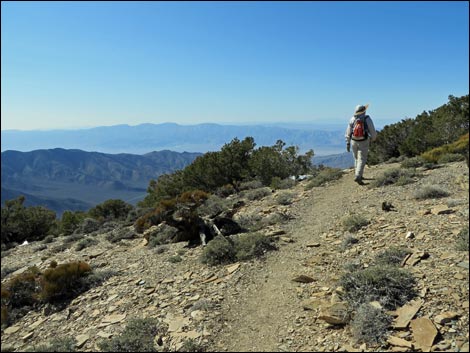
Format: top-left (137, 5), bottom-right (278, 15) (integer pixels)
top-left (354, 176), bottom-right (364, 185)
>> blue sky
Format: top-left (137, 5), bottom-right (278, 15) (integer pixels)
top-left (1, 1), bottom-right (468, 130)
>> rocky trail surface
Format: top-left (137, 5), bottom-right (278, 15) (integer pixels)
top-left (1, 161), bottom-right (469, 352)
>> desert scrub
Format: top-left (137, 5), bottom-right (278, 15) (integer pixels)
top-left (42, 234), bottom-right (56, 244)
top-left (350, 303), bottom-right (392, 345)
top-left (62, 233), bottom-right (85, 245)
top-left (342, 215), bottom-right (369, 233)
top-left (340, 265), bottom-right (416, 310)
top-left (413, 185), bottom-right (450, 200)
top-left (201, 233), bottom-right (276, 266)
top-left (371, 168), bottom-right (418, 187)
top-left (98, 317), bottom-right (166, 352)
top-left (275, 191), bottom-right (296, 205)
top-left (305, 168), bottom-right (343, 189)
top-left (105, 228), bottom-right (136, 243)
top-left (197, 195), bottom-right (231, 218)
top-left (438, 153), bottom-right (466, 164)
top-left (235, 213), bottom-right (263, 232)
top-left (239, 180), bottom-right (264, 191)
top-left (374, 247), bottom-right (411, 266)
top-left (200, 235), bottom-right (237, 266)
top-left (168, 255), bottom-right (182, 263)
top-left (341, 234), bottom-right (359, 251)
top-left (180, 339), bottom-right (206, 352)
top-left (385, 155), bottom-right (406, 164)
top-left (40, 261), bottom-right (92, 303)
top-left (270, 176), bottom-right (296, 190)
top-left (1, 265), bottom-right (20, 280)
top-left (25, 337), bottom-right (76, 352)
top-left (234, 233), bottom-right (276, 261)
top-left (400, 156), bottom-right (425, 169)
top-left (456, 226), bottom-right (469, 251)
top-left (75, 237), bottom-right (98, 251)
top-left (242, 187), bottom-right (272, 201)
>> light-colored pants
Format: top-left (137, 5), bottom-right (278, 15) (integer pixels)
top-left (352, 139), bottom-right (370, 179)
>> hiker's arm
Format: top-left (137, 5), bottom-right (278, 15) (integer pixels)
top-left (345, 118), bottom-right (353, 144)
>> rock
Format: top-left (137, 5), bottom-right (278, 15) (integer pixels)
top-left (226, 263), bottom-right (240, 274)
top-left (301, 298), bottom-right (326, 311)
top-left (433, 312), bottom-right (460, 325)
top-left (292, 275), bottom-right (315, 283)
top-left (4, 325), bottom-right (21, 334)
top-left (457, 261), bottom-right (469, 269)
top-left (405, 231), bottom-right (415, 239)
top-left (392, 299), bottom-right (424, 329)
top-left (318, 302), bottom-right (349, 325)
top-left (102, 313), bottom-right (126, 324)
top-left (387, 336), bottom-right (413, 348)
top-left (431, 205), bottom-right (454, 215)
top-left (410, 317), bottom-right (438, 352)
top-left (306, 242), bottom-right (321, 248)
top-left (96, 331), bottom-right (113, 339)
top-left (88, 249), bottom-right (106, 259)
top-left (22, 332), bottom-right (34, 342)
top-left (75, 334), bottom-right (89, 348)
top-left (280, 236), bottom-right (294, 243)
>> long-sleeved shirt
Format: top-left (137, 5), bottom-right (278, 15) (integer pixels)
top-left (345, 114), bottom-right (378, 143)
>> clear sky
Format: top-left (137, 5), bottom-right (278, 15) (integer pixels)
top-left (1, 1), bottom-right (469, 130)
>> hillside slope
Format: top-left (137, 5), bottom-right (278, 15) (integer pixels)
top-left (1, 161), bottom-right (468, 352)
top-left (1, 149), bottom-right (201, 214)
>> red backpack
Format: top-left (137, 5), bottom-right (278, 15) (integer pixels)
top-left (352, 115), bottom-right (368, 140)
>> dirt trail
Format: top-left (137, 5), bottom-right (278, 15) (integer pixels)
top-left (213, 169), bottom-right (364, 352)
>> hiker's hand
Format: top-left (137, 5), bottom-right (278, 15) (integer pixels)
top-left (346, 143), bottom-right (350, 152)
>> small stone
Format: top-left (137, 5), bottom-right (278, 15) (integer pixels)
top-left (405, 231), bottom-right (415, 239)
top-left (457, 261), bottom-right (469, 269)
top-left (292, 275), bottom-right (315, 283)
top-left (387, 336), bottom-right (413, 348)
top-left (454, 273), bottom-right (465, 280)
top-left (22, 332), bottom-right (34, 342)
top-left (102, 313), bottom-right (126, 324)
top-left (434, 312), bottom-right (460, 325)
top-left (306, 242), bottom-right (321, 248)
top-left (431, 205), bottom-right (454, 215)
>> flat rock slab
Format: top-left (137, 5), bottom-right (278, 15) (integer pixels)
top-left (392, 299), bottom-right (424, 329)
top-left (431, 205), bottom-right (455, 215)
top-left (410, 317), bottom-right (438, 352)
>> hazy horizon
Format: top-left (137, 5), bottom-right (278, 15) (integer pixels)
top-left (2, 2), bottom-right (468, 131)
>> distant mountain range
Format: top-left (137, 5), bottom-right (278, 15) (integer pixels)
top-left (1, 149), bottom-right (201, 216)
top-left (1, 123), bottom-right (345, 156)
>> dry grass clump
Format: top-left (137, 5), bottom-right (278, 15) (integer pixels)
top-left (200, 233), bottom-right (276, 266)
top-left (400, 156), bottom-right (425, 169)
top-left (456, 226), bottom-right (469, 251)
top-left (413, 185), bottom-right (450, 200)
top-left (350, 303), bottom-right (393, 345)
top-left (342, 215), bottom-right (369, 233)
top-left (275, 191), bottom-right (296, 205)
top-left (305, 168), bottom-right (343, 189)
top-left (374, 247), bottom-right (411, 266)
top-left (371, 168), bottom-right (418, 187)
top-left (242, 187), bottom-right (272, 201)
top-left (340, 265), bottom-right (417, 310)
top-left (75, 237), bottom-right (98, 251)
top-left (25, 337), bottom-right (76, 352)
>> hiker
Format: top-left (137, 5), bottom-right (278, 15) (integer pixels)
top-left (345, 104), bottom-right (377, 184)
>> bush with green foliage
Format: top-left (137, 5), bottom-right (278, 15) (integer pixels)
top-left (1, 196), bottom-right (57, 247)
top-left (98, 317), bottom-right (165, 352)
top-left (413, 185), bottom-right (450, 200)
top-left (350, 303), bottom-right (393, 345)
top-left (340, 265), bottom-right (416, 310)
top-left (59, 210), bottom-right (87, 236)
top-left (270, 176), bottom-right (296, 190)
top-left (275, 191), bottom-right (296, 205)
top-left (369, 95), bottom-right (469, 164)
top-left (75, 237), bottom-right (98, 251)
top-left (88, 199), bottom-right (133, 221)
top-left (139, 137), bottom-right (313, 206)
top-left (242, 187), bottom-right (272, 201)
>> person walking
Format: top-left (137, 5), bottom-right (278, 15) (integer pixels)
top-left (345, 104), bottom-right (377, 185)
